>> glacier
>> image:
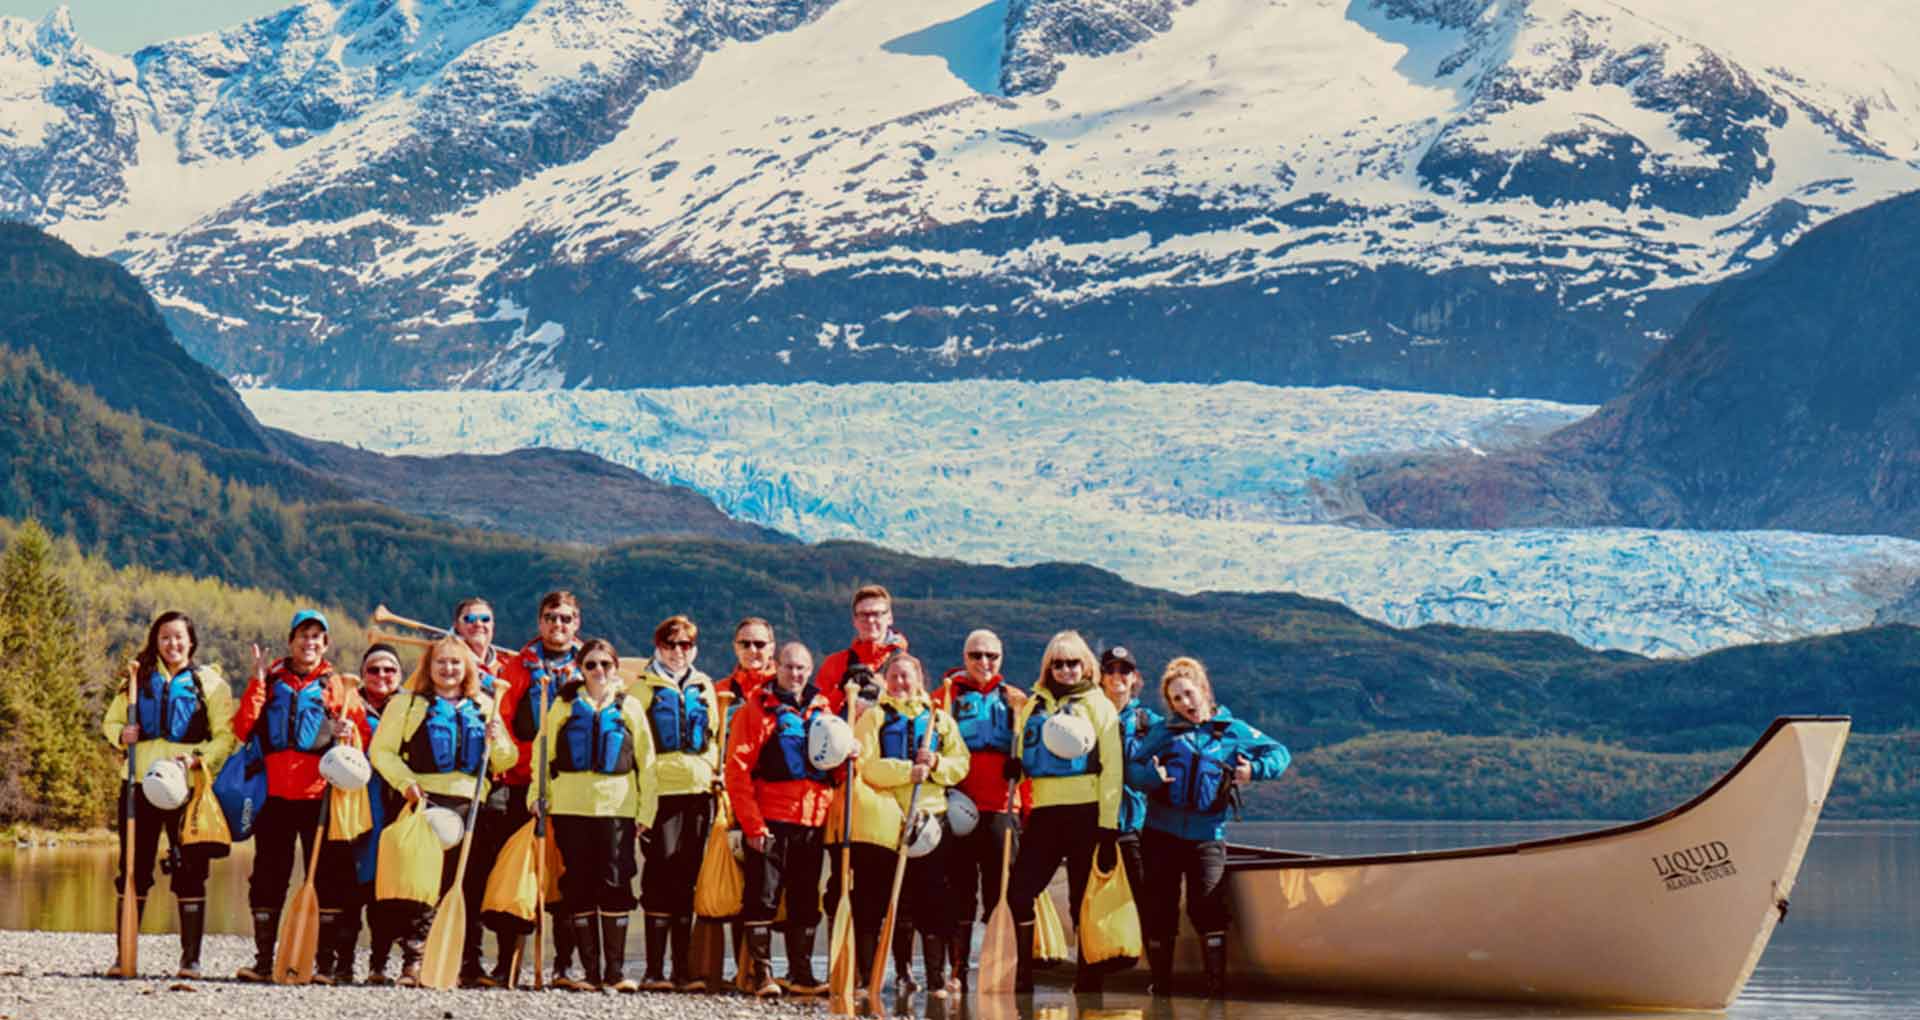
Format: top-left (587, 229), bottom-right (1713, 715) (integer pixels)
top-left (242, 380), bottom-right (1920, 658)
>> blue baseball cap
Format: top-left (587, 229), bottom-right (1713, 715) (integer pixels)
top-left (289, 609), bottom-right (330, 636)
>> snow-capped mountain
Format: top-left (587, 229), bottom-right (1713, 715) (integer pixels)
top-left (242, 381), bottom-right (1920, 657)
top-left (8, 0), bottom-right (1920, 398)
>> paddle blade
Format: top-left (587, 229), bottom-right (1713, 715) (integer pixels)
top-left (977, 900), bottom-right (1017, 995)
top-left (115, 884), bottom-right (139, 977)
top-left (419, 889), bottom-right (466, 990)
top-left (827, 894), bottom-right (855, 1015)
top-left (688, 917), bottom-right (725, 991)
top-left (273, 884), bottom-right (319, 984)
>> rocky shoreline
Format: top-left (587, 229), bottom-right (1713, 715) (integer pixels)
top-left (0, 931), bottom-right (831, 1020)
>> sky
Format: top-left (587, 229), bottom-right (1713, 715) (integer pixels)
top-left (0, 1), bottom-right (288, 53)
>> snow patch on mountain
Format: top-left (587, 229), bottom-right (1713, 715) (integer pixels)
top-left (241, 381), bottom-right (1920, 657)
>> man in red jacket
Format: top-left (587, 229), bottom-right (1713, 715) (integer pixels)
top-left (815, 584), bottom-right (905, 716)
top-left (724, 642), bottom-right (836, 996)
top-left (229, 609), bottom-right (370, 982)
top-left (486, 590), bottom-right (584, 986)
top-left (932, 628), bottom-right (1028, 993)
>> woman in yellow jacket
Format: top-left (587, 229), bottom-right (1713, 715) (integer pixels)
top-left (1006, 630), bottom-right (1123, 993)
top-left (631, 614), bottom-right (722, 991)
top-left (101, 611), bottom-right (237, 978)
top-left (851, 653), bottom-right (970, 997)
top-left (534, 638), bottom-right (658, 992)
top-left (369, 636), bottom-right (517, 985)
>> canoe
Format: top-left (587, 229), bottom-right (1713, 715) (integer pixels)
top-left (1167, 716), bottom-right (1850, 1010)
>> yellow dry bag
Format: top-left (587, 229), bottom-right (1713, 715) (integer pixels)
top-left (480, 819), bottom-right (563, 933)
top-left (1078, 847), bottom-right (1143, 964)
top-left (693, 795), bottom-right (744, 918)
top-left (375, 803), bottom-right (443, 906)
top-left (178, 757), bottom-right (231, 858)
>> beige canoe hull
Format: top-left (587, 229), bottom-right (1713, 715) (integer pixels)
top-left (1176, 716), bottom-right (1849, 1010)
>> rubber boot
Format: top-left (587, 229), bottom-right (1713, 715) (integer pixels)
top-left (722, 921), bottom-right (741, 992)
top-left (854, 927), bottom-right (880, 995)
top-left (781, 924), bottom-right (824, 995)
top-left (1073, 958), bottom-right (1105, 993)
top-left (459, 913), bottom-right (485, 987)
top-left (1146, 937), bottom-right (1174, 996)
top-left (948, 922), bottom-right (971, 995)
top-left (311, 909), bottom-right (340, 985)
top-left (397, 936), bottom-right (425, 987)
top-left (670, 916), bottom-right (700, 991)
top-left (892, 921), bottom-right (917, 991)
top-left (236, 909), bottom-right (277, 983)
top-left (365, 913), bottom-right (394, 986)
top-left (106, 895), bottom-right (146, 978)
top-left (176, 899), bottom-right (205, 979)
top-left (1201, 932), bottom-right (1228, 998)
top-left (600, 912), bottom-right (635, 992)
top-left (551, 907), bottom-right (579, 988)
top-left (1014, 921), bottom-right (1035, 994)
top-left (331, 912), bottom-right (359, 985)
top-left (640, 915), bottom-right (673, 991)
top-left (482, 932), bottom-right (521, 988)
top-left (746, 924), bottom-right (782, 997)
top-left (564, 913), bottom-right (601, 991)
top-left (921, 932), bottom-right (949, 998)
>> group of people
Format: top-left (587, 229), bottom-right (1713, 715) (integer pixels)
top-left (102, 584), bottom-right (1290, 998)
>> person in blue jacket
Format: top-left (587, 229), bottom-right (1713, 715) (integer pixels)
top-left (1125, 655), bottom-right (1288, 998)
top-left (1099, 644), bottom-right (1160, 975)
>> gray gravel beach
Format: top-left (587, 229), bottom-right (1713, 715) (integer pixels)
top-left (0, 931), bottom-right (840, 1020)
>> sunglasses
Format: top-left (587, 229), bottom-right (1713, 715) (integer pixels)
top-left (364, 665), bottom-right (400, 676)
top-left (542, 612), bottom-right (577, 624)
top-left (461, 613), bottom-right (493, 625)
top-left (735, 639), bottom-right (771, 650)
top-left (966, 651), bottom-right (1001, 661)
top-left (663, 639), bottom-right (696, 651)
top-left (582, 660), bottom-right (616, 672)
top-left (1051, 660), bottom-right (1084, 670)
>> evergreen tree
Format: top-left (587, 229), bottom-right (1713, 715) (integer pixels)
top-left (0, 520), bottom-right (112, 826)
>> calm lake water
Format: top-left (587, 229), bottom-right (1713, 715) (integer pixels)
top-left (3, 820), bottom-right (1913, 1017)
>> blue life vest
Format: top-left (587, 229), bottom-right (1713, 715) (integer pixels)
top-left (510, 648), bottom-right (574, 742)
top-left (951, 683), bottom-right (1015, 754)
top-left (401, 696), bottom-right (489, 776)
top-left (1020, 696), bottom-right (1099, 778)
top-left (1155, 721), bottom-right (1235, 813)
top-left (260, 673), bottom-right (331, 754)
top-left (753, 688), bottom-right (828, 784)
top-left (646, 679), bottom-right (711, 755)
top-left (878, 705), bottom-right (942, 761)
top-left (136, 667), bottom-right (210, 744)
top-left (553, 696), bottom-right (637, 775)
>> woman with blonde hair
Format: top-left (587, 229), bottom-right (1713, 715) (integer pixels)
top-left (632, 614), bottom-right (721, 991)
top-left (369, 636), bottom-right (517, 985)
top-left (1005, 630), bottom-right (1123, 993)
top-left (1126, 656), bottom-right (1288, 997)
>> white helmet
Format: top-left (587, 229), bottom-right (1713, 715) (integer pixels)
top-left (904, 810), bottom-right (942, 859)
top-left (319, 745), bottom-right (373, 791)
top-left (1042, 711), bottom-right (1097, 761)
top-left (141, 759), bottom-right (190, 810)
top-left (807, 714), bottom-right (856, 771)
top-left (946, 788), bottom-right (980, 837)
top-left (424, 806), bottom-right (465, 849)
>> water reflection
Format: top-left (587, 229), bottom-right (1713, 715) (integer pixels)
top-left (4, 821), bottom-right (1913, 1018)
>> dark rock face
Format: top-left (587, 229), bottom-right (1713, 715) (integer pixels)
top-left (1352, 189), bottom-right (1920, 538)
top-left (1001, 0), bottom-right (1194, 95)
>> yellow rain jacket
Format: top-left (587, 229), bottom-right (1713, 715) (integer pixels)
top-left (631, 660), bottom-right (723, 797)
top-left (850, 691), bottom-right (969, 850)
top-left (101, 663), bottom-right (238, 776)
top-left (534, 685), bottom-right (659, 827)
top-left (369, 690), bottom-right (517, 800)
top-left (1012, 681), bottom-right (1124, 829)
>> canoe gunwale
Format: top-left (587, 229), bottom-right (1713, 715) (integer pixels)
top-left (1224, 714), bottom-right (1851, 872)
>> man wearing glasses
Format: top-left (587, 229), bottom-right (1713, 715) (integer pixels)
top-left (815, 584), bottom-right (907, 717)
top-left (703, 616), bottom-right (779, 988)
top-left (489, 590), bottom-right (587, 987)
top-left (933, 629), bottom-right (1029, 993)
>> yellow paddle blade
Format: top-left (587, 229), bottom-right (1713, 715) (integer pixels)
top-left (273, 884), bottom-right (319, 984)
top-left (977, 900), bottom-right (1017, 995)
top-left (419, 888), bottom-right (466, 990)
top-left (827, 895), bottom-right (855, 1015)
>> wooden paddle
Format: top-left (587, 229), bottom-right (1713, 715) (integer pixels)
top-left (827, 681), bottom-right (860, 1015)
top-left (530, 657), bottom-right (558, 991)
top-left (975, 779), bottom-right (1020, 995)
top-left (116, 662), bottom-right (139, 978)
top-left (866, 675), bottom-right (943, 1016)
top-left (273, 783), bottom-right (332, 983)
top-left (419, 689), bottom-right (505, 989)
